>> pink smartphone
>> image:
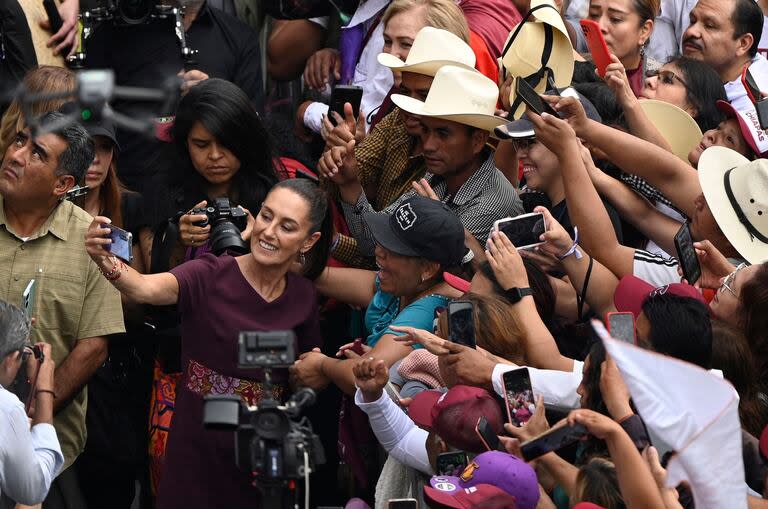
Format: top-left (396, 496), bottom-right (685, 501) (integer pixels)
top-left (580, 19), bottom-right (612, 78)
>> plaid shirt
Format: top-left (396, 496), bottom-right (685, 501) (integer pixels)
top-left (619, 172), bottom-right (685, 217)
top-left (341, 150), bottom-right (523, 257)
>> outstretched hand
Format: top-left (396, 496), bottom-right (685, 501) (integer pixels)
top-left (486, 230), bottom-right (529, 290)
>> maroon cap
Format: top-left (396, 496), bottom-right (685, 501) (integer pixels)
top-left (424, 483), bottom-right (519, 509)
top-left (613, 275), bottom-right (707, 318)
top-left (409, 386), bottom-right (505, 453)
top-left (444, 272), bottom-right (471, 294)
top-left (572, 504), bottom-right (606, 509)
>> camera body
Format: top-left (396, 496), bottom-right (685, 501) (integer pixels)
top-left (190, 197), bottom-right (248, 255)
top-left (203, 331), bottom-right (324, 509)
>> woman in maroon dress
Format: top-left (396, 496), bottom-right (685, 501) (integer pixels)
top-left (84, 179), bottom-right (333, 509)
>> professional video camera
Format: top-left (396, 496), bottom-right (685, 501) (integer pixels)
top-left (203, 331), bottom-right (324, 509)
top-left (189, 197), bottom-right (249, 255)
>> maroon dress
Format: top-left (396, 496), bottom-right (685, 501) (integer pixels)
top-left (156, 254), bottom-right (322, 509)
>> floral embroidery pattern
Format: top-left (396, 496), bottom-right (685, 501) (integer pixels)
top-left (186, 359), bottom-right (283, 406)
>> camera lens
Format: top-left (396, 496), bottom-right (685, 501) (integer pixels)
top-left (209, 220), bottom-right (248, 255)
top-left (117, 0), bottom-right (153, 24)
top-left (253, 408), bottom-right (289, 440)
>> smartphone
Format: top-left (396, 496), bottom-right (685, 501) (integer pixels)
top-left (494, 212), bottom-right (547, 250)
top-left (673, 222), bottom-right (701, 285)
top-left (475, 415), bottom-right (504, 452)
top-left (502, 368), bottom-right (535, 427)
top-left (580, 20), bottom-right (612, 78)
top-left (9, 345), bottom-right (43, 412)
top-left (743, 67), bottom-right (762, 105)
top-left (384, 381), bottom-right (401, 403)
top-left (22, 279), bottom-right (37, 319)
top-left (515, 77), bottom-right (558, 117)
top-left (42, 0), bottom-right (64, 34)
top-left (606, 312), bottom-right (635, 344)
top-left (387, 500), bottom-right (418, 509)
top-left (520, 422), bottom-right (588, 461)
top-left (329, 85), bottom-right (363, 126)
top-left (104, 224), bottom-right (133, 263)
top-left (436, 451), bottom-right (469, 476)
top-left (447, 300), bottom-right (475, 349)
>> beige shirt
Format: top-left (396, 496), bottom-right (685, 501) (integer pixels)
top-left (0, 196), bottom-right (125, 470)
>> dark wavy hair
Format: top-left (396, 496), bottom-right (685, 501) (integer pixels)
top-left (666, 57), bottom-right (726, 132)
top-left (151, 79), bottom-right (278, 223)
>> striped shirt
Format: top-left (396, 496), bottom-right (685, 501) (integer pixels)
top-left (633, 248), bottom-right (680, 287)
top-left (341, 150), bottom-right (523, 257)
top-left (0, 197), bottom-right (125, 469)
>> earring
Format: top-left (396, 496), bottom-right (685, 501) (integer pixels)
top-left (420, 275), bottom-right (426, 283)
top-left (299, 251), bottom-right (306, 265)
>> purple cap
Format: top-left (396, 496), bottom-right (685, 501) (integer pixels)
top-left (426, 451), bottom-right (539, 509)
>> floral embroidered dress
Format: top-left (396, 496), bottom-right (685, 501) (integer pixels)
top-left (156, 254), bottom-right (321, 509)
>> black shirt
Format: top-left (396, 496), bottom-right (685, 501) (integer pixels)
top-left (0, 0), bottom-right (36, 115)
top-left (84, 2), bottom-right (263, 192)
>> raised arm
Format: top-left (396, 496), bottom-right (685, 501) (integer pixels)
top-left (313, 266), bottom-right (378, 308)
top-left (529, 110), bottom-right (637, 278)
top-left (85, 217), bottom-right (179, 306)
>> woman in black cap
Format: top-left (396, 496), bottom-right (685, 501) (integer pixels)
top-left (290, 195), bottom-right (466, 395)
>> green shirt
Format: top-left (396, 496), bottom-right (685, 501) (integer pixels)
top-left (0, 196), bottom-right (125, 470)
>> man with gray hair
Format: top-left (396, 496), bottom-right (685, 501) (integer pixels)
top-left (0, 299), bottom-right (62, 505)
top-left (0, 111), bottom-right (124, 507)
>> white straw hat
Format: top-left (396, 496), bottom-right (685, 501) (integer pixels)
top-left (698, 146), bottom-right (768, 264)
top-left (377, 26), bottom-right (476, 77)
top-left (391, 66), bottom-right (506, 133)
top-left (639, 100), bottom-right (703, 163)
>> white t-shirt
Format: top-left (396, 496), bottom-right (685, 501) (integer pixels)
top-left (725, 53), bottom-right (768, 115)
top-left (633, 248), bottom-right (681, 287)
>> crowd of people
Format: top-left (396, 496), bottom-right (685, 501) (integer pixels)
top-left (1, 0), bottom-right (768, 508)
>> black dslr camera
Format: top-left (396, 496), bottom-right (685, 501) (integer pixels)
top-left (203, 331), bottom-right (325, 509)
top-left (190, 197), bottom-right (249, 255)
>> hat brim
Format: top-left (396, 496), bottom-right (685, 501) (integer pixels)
top-left (377, 53), bottom-right (476, 77)
top-left (86, 126), bottom-right (121, 152)
top-left (639, 100), bottom-right (701, 163)
top-left (698, 146), bottom-right (768, 264)
top-left (501, 23), bottom-right (574, 89)
top-left (407, 389), bottom-right (444, 430)
top-left (716, 100), bottom-right (764, 157)
top-left (529, 0), bottom-right (572, 42)
top-left (443, 272), bottom-right (471, 293)
top-left (363, 211), bottom-right (421, 258)
top-left (613, 275), bottom-right (655, 317)
top-left (391, 94), bottom-right (507, 133)
top-left (495, 116), bottom-right (535, 139)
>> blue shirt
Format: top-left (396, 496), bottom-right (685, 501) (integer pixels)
top-left (364, 278), bottom-right (450, 348)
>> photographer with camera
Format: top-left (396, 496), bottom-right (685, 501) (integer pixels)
top-left (84, 178), bottom-right (332, 509)
top-left (0, 300), bottom-right (62, 506)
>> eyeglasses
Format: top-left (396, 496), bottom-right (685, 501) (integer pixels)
top-left (646, 69), bottom-right (694, 93)
top-left (719, 262), bottom-right (748, 297)
top-left (511, 138), bottom-right (537, 151)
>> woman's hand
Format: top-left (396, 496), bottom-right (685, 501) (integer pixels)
top-left (684, 240), bottom-right (735, 289)
top-left (499, 74), bottom-right (514, 111)
top-left (178, 200), bottom-right (212, 247)
top-left (486, 230), bottom-right (530, 290)
top-left (389, 326), bottom-right (453, 355)
top-left (352, 356), bottom-right (389, 402)
top-left (322, 103), bottom-right (367, 147)
top-left (239, 206), bottom-right (254, 242)
top-left (520, 247), bottom-right (564, 275)
top-left (41, 0), bottom-right (78, 57)
top-left (442, 343), bottom-right (497, 389)
top-left (604, 54), bottom-right (637, 110)
top-left (535, 206), bottom-right (575, 260)
top-left (566, 408), bottom-right (622, 441)
top-left (541, 95), bottom-right (589, 136)
top-left (504, 396), bottom-right (550, 443)
top-left (317, 140), bottom-right (358, 186)
top-left (290, 348), bottom-right (331, 391)
top-left (335, 339), bottom-right (372, 359)
top-left (527, 109), bottom-right (580, 158)
top-left (600, 354), bottom-right (633, 421)
top-left (84, 216), bottom-right (115, 267)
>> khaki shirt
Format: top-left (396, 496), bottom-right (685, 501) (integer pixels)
top-left (0, 196), bottom-right (125, 470)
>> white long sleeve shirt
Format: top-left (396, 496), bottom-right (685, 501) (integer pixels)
top-left (0, 385), bottom-right (63, 505)
top-left (354, 388), bottom-right (433, 475)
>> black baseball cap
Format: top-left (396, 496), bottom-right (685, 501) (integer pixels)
top-left (494, 88), bottom-right (601, 140)
top-left (59, 102), bottom-right (120, 151)
top-left (364, 195), bottom-right (465, 266)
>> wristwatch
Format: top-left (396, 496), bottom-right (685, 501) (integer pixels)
top-left (504, 287), bottom-right (532, 304)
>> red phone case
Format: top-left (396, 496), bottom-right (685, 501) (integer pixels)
top-left (580, 20), bottom-right (612, 78)
top-left (742, 67), bottom-right (761, 105)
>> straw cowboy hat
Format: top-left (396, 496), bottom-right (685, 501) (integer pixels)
top-left (501, 0), bottom-right (575, 119)
top-left (698, 146), bottom-right (768, 264)
top-left (639, 99), bottom-right (703, 163)
top-left (377, 26), bottom-right (476, 77)
top-left (391, 65), bottom-right (506, 133)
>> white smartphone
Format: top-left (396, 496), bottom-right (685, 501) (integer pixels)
top-left (22, 279), bottom-right (37, 319)
top-left (493, 212), bottom-right (547, 250)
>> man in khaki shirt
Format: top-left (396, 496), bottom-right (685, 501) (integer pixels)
top-left (0, 111), bottom-right (124, 507)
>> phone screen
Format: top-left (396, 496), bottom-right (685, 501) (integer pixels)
top-left (503, 368), bottom-right (535, 426)
top-left (607, 313), bottom-right (635, 344)
top-left (436, 451), bottom-right (469, 476)
top-left (515, 77), bottom-right (557, 117)
top-left (105, 224), bottom-right (133, 262)
top-left (448, 301), bottom-right (475, 348)
top-left (476, 416), bottom-right (502, 451)
top-left (520, 423), bottom-right (588, 461)
top-left (22, 279), bottom-right (37, 319)
top-left (499, 213), bottom-right (546, 250)
top-left (674, 223), bottom-right (701, 285)
top-left (329, 85), bottom-right (363, 126)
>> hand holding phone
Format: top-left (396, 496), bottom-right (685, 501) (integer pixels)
top-left (502, 368), bottom-right (536, 426)
top-left (674, 222), bottom-right (701, 285)
top-left (448, 300), bottom-right (476, 348)
top-left (103, 224), bottom-right (133, 263)
top-left (436, 451), bottom-right (469, 476)
top-left (493, 212), bottom-right (547, 250)
top-left (515, 77), bottom-right (558, 117)
top-left (329, 85), bottom-right (363, 127)
top-left (520, 422), bottom-right (588, 461)
top-left (580, 20), bottom-right (611, 78)
top-left (475, 416), bottom-right (505, 452)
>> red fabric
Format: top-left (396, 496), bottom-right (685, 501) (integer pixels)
top-left (459, 0), bottom-right (523, 60)
top-left (469, 30), bottom-right (500, 85)
top-left (627, 62), bottom-right (645, 97)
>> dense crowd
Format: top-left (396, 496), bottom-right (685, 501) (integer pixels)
top-left (1, 0), bottom-right (768, 508)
